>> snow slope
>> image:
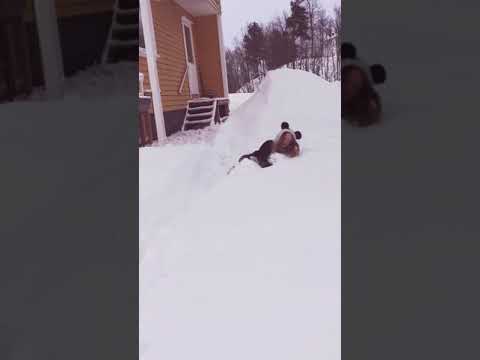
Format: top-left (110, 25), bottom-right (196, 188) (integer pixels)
top-left (140, 68), bottom-right (340, 360)
top-left (229, 92), bottom-right (254, 112)
top-left (237, 55), bottom-right (338, 93)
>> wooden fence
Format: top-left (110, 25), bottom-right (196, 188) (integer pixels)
top-left (139, 95), bottom-right (157, 147)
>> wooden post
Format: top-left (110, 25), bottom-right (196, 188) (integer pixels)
top-left (33, 0), bottom-right (64, 99)
top-left (140, 0), bottom-right (166, 140)
top-left (216, 13), bottom-right (229, 98)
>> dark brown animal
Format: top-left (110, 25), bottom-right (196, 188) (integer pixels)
top-left (341, 65), bottom-right (382, 127)
top-left (341, 42), bottom-right (386, 127)
top-left (239, 122), bottom-right (302, 168)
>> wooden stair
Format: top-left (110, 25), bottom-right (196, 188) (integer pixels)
top-left (183, 98), bottom-right (218, 131)
top-left (182, 97), bottom-right (230, 131)
top-left (102, 0), bottom-right (138, 63)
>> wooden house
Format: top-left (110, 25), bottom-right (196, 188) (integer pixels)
top-left (139, 0), bottom-right (230, 140)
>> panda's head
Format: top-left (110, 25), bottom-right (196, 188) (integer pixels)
top-left (341, 43), bottom-right (386, 127)
top-left (341, 42), bottom-right (386, 88)
top-left (280, 122), bottom-right (302, 140)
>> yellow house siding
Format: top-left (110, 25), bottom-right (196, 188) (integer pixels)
top-left (195, 15), bottom-right (224, 97)
top-left (142, 0), bottom-right (225, 112)
top-left (153, 0), bottom-right (201, 112)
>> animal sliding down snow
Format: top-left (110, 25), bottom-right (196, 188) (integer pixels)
top-left (238, 122), bottom-right (303, 168)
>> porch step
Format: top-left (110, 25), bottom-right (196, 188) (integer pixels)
top-left (112, 24), bottom-right (138, 40)
top-left (116, 7), bottom-right (138, 16)
top-left (110, 39), bottom-right (139, 47)
top-left (102, 0), bottom-right (139, 63)
top-left (187, 110), bottom-right (214, 117)
top-left (182, 99), bottom-right (218, 131)
top-left (188, 105), bottom-right (214, 112)
top-left (185, 118), bottom-right (213, 125)
top-left (188, 100), bottom-right (215, 108)
top-left (185, 122), bottom-right (214, 131)
top-left (182, 98), bottom-right (231, 131)
top-left (187, 107), bottom-right (214, 116)
top-left (112, 23), bottom-right (138, 31)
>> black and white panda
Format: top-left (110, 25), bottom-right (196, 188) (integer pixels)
top-left (342, 42), bottom-right (386, 86)
top-left (341, 42), bottom-right (387, 127)
top-left (238, 122), bottom-right (302, 168)
top-left (274, 121), bottom-right (302, 145)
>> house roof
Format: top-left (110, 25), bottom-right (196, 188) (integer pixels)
top-left (172, 0), bottom-right (220, 16)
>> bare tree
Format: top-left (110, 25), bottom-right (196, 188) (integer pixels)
top-left (226, 2), bottom-right (342, 92)
top-left (333, 5), bottom-right (341, 80)
top-left (304, 0), bottom-right (319, 70)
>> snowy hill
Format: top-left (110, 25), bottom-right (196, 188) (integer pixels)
top-left (237, 56), bottom-right (339, 93)
top-left (140, 68), bottom-right (341, 360)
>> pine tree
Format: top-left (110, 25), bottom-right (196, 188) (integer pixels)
top-left (243, 22), bottom-right (267, 79)
top-left (266, 29), bottom-right (296, 70)
top-left (286, 0), bottom-right (310, 41)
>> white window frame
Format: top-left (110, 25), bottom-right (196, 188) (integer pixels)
top-left (181, 16), bottom-right (200, 96)
top-left (181, 16), bottom-right (197, 66)
top-left (181, 16), bottom-right (194, 27)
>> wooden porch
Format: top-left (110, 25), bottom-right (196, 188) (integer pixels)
top-left (138, 91), bottom-right (230, 147)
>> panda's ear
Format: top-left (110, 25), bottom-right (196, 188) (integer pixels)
top-left (281, 122), bottom-right (290, 129)
top-left (370, 64), bottom-right (386, 84)
top-left (341, 42), bottom-right (356, 59)
top-left (295, 131), bottom-right (302, 140)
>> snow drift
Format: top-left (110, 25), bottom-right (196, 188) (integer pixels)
top-left (140, 68), bottom-right (341, 360)
top-left (237, 56), bottom-right (339, 93)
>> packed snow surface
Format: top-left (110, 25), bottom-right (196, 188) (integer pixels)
top-left (140, 68), bottom-right (341, 360)
top-left (229, 92), bottom-right (254, 112)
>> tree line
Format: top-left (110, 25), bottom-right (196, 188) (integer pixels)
top-left (226, 0), bottom-right (341, 93)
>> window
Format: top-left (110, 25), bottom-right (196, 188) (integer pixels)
top-left (183, 25), bottom-right (194, 64)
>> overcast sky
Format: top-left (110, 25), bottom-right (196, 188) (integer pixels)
top-left (222, 0), bottom-right (340, 49)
